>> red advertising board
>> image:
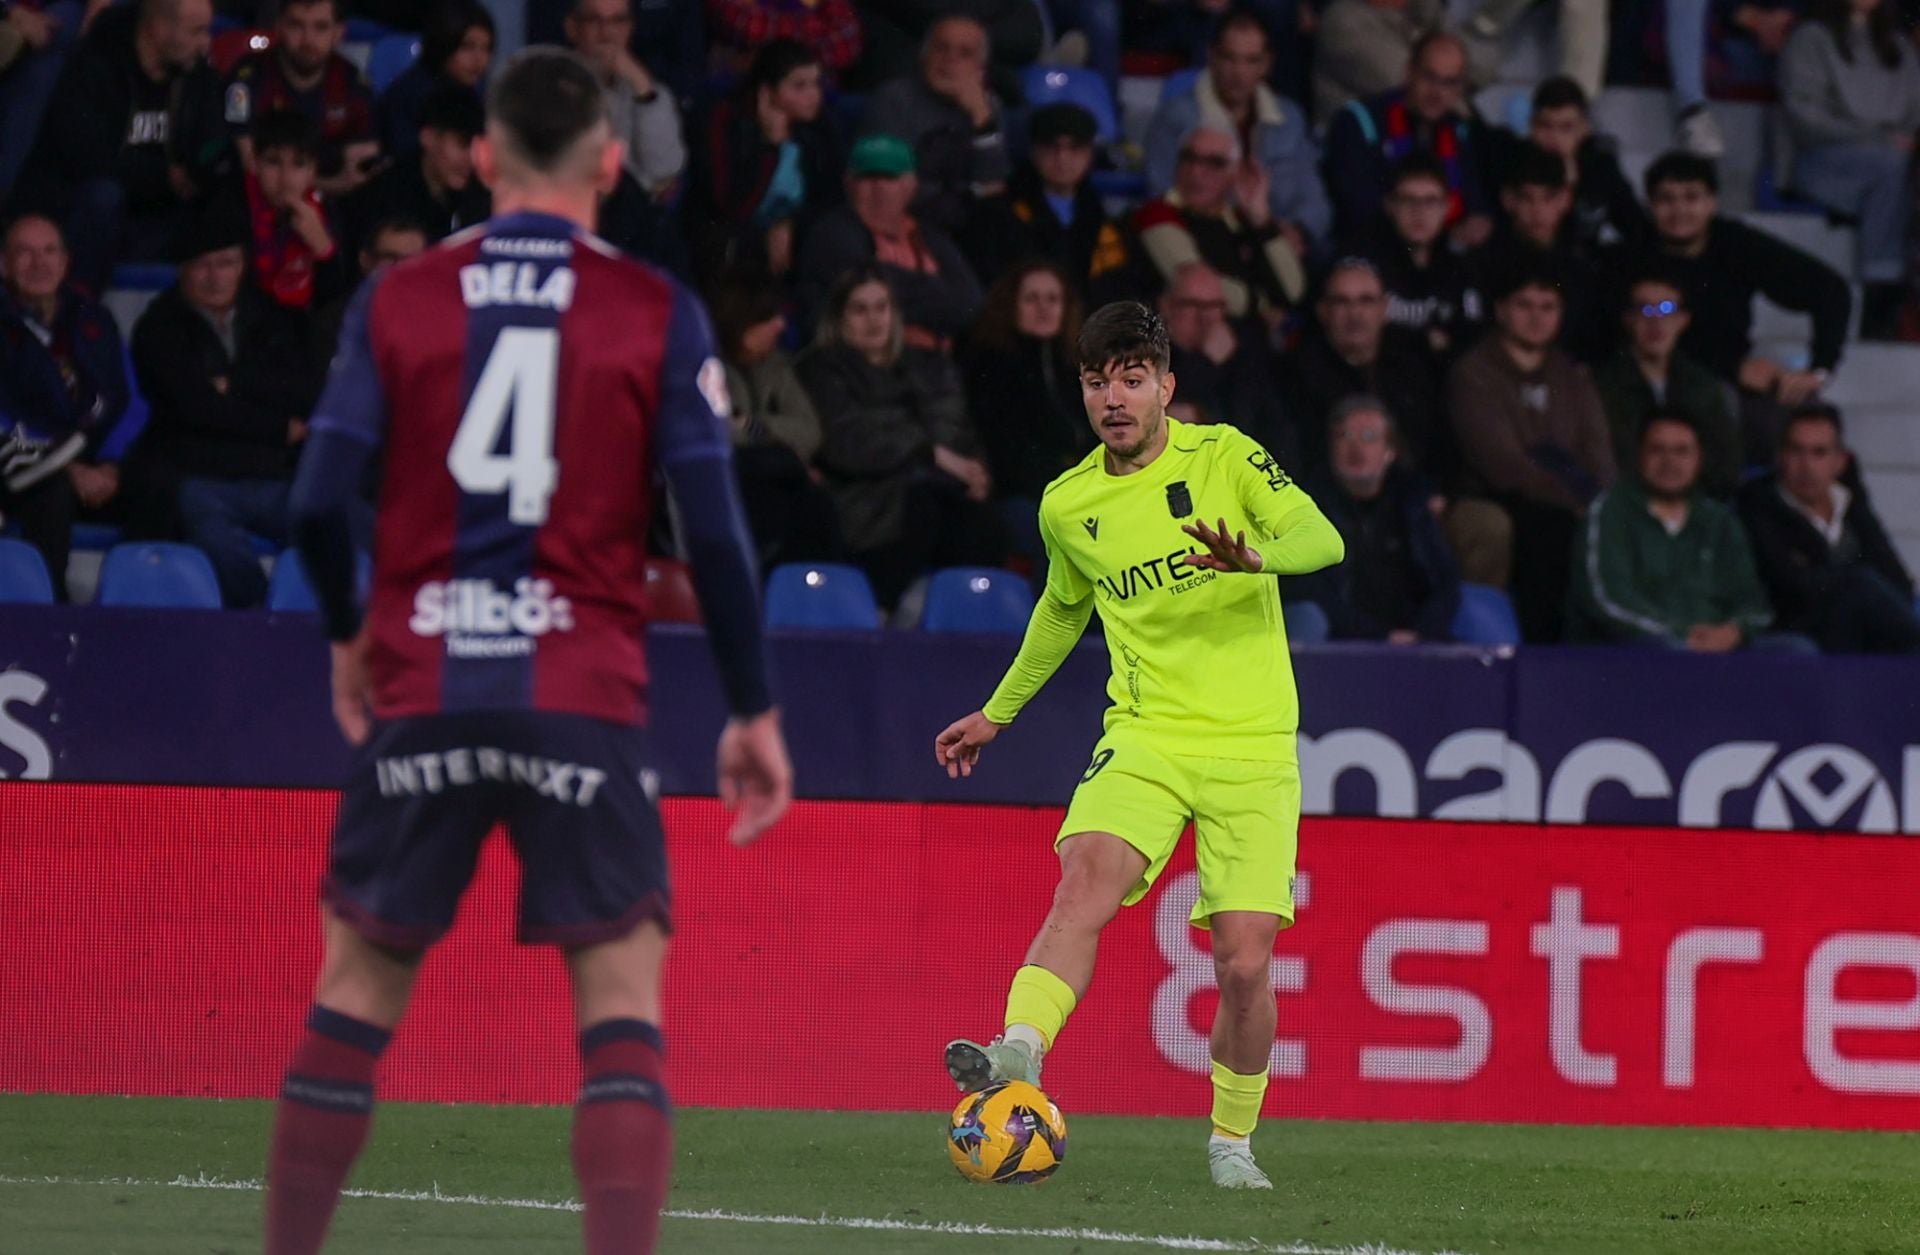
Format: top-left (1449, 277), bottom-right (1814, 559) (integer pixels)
top-left (4, 784), bottom-right (1918, 1129)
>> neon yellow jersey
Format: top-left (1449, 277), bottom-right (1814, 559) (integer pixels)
top-left (982, 419), bottom-right (1344, 759)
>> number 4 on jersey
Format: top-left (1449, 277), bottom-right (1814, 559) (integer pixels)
top-left (448, 326), bottom-right (560, 525)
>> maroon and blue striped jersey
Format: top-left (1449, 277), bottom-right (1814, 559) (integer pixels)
top-left (309, 210), bottom-right (750, 725)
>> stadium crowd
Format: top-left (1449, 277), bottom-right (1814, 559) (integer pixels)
top-left (2, 0), bottom-right (1918, 652)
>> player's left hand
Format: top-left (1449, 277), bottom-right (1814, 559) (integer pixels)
top-left (1182, 517), bottom-right (1264, 574)
top-left (330, 633), bottom-right (372, 746)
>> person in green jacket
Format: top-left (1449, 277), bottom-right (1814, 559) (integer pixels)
top-left (1592, 273), bottom-right (1742, 498)
top-left (1567, 410), bottom-right (1808, 651)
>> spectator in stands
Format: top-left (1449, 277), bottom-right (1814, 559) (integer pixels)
top-left (130, 207), bottom-right (322, 607)
top-left (1738, 405), bottom-right (1920, 652)
top-left (1353, 154), bottom-right (1485, 364)
top-left (1042, 0), bottom-right (1121, 95)
top-left (236, 111), bottom-right (345, 311)
top-left (796, 266), bottom-right (1004, 606)
top-left (339, 82), bottom-right (487, 257)
top-left (0, 213), bottom-right (147, 598)
top-left (309, 213), bottom-right (424, 360)
top-left (1133, 123), bottom-right (1306, 325)
top-left (709, 277), bottom-right (844, 569)
top-left (1284, 255), bottom-right (1444, 475)
top-left (1613, 152), bottom-right (1851, 463)
top-left (684, 38), bottom-right (842, 285)
top-left (1157, 261), bottom-right (1295, 460)
top-left (1447, 262), bottom-right (1615, 641)
top-left (375, 0), bottom-right (491, 164)
top-left (223, 0), bottom-right (377, 198)
top-left (1143, 12), bottom-right (1331, 252)
top-left (1477, 143), bottom-right (1603, 360)
top-left (1323, 31), bottom-right (1494, 246)
top-left (1293, 397), bottom-right (1459, 643)
top-left (797, 134), bottom-right (982, 352)
top-left (847, 0), bottom-right (1041, 97)
top-left (1593, 273), bottom-right (1742, 497)
top-left (1567, 412), bottom-right (1784, 648)
top-left (628, 0), bottom-right (706, 102)
top-left (959, 259), bottom-right (1091, 573)
top-left (565, 0), bottom-right (686, 203)
top-left (14, 0), bottom-right (229, 294)
top-left (705, 0), bottom-right (863, 80)
top-left (1779, 0), bottom-right (1920, 339)
top-left (1311, 0), bottom-right (1445, 122)
top-left (965, 103), bottom-right (1135, 307)
top-left (0, 0), bottom-right (105, 199)
top-left (1525, 76), bottom-right (1647, 253)
top-left (1717, 0), bottom-right (1803, 94)
top-left (1456, 0), bottom-right (1607, 101)
top-left (859, 15), bottom-right (1010, 237)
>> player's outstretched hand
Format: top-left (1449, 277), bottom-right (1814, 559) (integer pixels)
top-left (1182, 516), bottom-right (1264, 573)
top-left (717, 708), bottom-right (792, 847)
top-left (330, 634), bottom-right (372, 747)
top-left (934, 711), bottom-right (1003, 779)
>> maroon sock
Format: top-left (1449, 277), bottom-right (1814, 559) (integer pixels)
top-left (264, 1006), bottom-right (391, 1255)
top-left (572, 1019), bottom-right (673, 1255)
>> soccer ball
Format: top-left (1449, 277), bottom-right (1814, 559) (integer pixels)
top-left (947, 1080), bottom-right (1068, 1184)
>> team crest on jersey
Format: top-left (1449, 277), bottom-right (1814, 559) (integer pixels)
top-left (1246, 449), bottom-right (1291, 492)
top-left (224, 82), bottom-right (251, 125)
top-left (696, 356), bottom-right (732, 421)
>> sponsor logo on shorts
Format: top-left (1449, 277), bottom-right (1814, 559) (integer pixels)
top-left (409, 578), bottom-right (574, 659)
top-left (374, 747), bottom-right (608, 807)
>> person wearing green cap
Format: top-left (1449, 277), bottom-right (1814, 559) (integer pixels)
top-left (797, 130), bottom-right (983, 352)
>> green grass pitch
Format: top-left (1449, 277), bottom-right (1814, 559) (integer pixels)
top-left (2, 1094), bottom-right (1916, 1254)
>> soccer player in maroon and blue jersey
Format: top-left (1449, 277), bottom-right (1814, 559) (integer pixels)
top-left (266, 48), bottom-right (792, 1255)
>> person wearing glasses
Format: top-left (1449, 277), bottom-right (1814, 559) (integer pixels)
top-left (1593, 272), bottom-right (1741, 498)
top-left (1133, 122), bottom-right (1305, 330)
top-left (1351, 152), bottom-right (1485, 365)
top-left (564, 0), bottom-right (686, 201)
top-left (1322, 30), bottom-right (1494, 247)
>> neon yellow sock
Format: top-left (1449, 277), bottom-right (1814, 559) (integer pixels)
top-left (1003, 965), bottom-right (1077, 1053)
top-left (1210, 1060), bottom-right (1268, 1139)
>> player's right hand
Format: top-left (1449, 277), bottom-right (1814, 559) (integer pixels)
top-left (329, 633), bottom-right (372, 747)
top-left (934, 711), bottom-right (1002, 779)
top-left (717, 708), bottom-right (792, 847)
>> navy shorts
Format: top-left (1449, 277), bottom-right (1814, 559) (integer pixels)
top-left (323, 711), bottom-right (670, 949)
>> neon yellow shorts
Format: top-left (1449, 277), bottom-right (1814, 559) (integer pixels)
top-left (1057, 733), bottom-right (1300, 929)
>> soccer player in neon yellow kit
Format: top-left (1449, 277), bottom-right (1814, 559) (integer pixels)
top-left (934, 301), bottom-right (1343, 1189)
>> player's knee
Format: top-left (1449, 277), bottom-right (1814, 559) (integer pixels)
top-left (1050, 862), bottom-right (1126, 928)
top-left (1212, 947), bottom-right (1272, 1003)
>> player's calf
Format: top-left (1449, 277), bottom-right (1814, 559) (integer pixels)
top-left (264, 1006), bottom-right (393, 1255)
top-left (573, 1019), bottom-right (673, 1255)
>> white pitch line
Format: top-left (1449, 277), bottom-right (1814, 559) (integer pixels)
top-left (0, 1172), bottom-right (1471, 1255)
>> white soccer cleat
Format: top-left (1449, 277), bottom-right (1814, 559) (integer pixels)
top-left (944, 1037), bottom-right (1040, 1092)
top-left (1208, 1136), bottom-right (1273, 1190)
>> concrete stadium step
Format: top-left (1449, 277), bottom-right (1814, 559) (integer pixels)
top-left (1844, 404), bottom-right (1920, 470)
top-left (1825, 342), bottom-right (1920, 409)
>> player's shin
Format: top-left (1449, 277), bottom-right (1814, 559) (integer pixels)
top-left (572, 1019), bottom-right (673, 1255)
top-left (264, 1005), bottom-right (392, 1255)
top-left (1209, 1058), bottom-right (1269, 1141)
top-left (1003, 964), bottom-right (1078, 1064)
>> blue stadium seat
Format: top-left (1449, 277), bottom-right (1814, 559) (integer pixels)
top-left (764, 562), bottom-right (881, 630)
top-left (109, 263), bottom-right (178, 291)
top-left (266, 549), bottom-right (320, 612)
top-left (1160, 67), bottom-right (1202, 106)
top-left (267, 548), bottom-right (373, 612)
top-left (97, 543), bottom-right (222, 609)
top-left (1284, 598), bottom-right (1330, 645)
top-left (1452, 583), bottom-right (1521, 647)
top-left (920, 566), bottom-right (1035, 634)
top-left (1020, 66), bottom-right (1118, 143)
top-left (70, 523), bottom-right (123, 551)
top-left (367, 33), bottom-right (421, 94)
top-left (343, 16), bottom-right (392, 42)
top-left (0, 538), bottom-right (54, 604)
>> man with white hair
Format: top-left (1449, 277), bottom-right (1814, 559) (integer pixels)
top-left (1133, 121), bottom-right (1304, 325)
